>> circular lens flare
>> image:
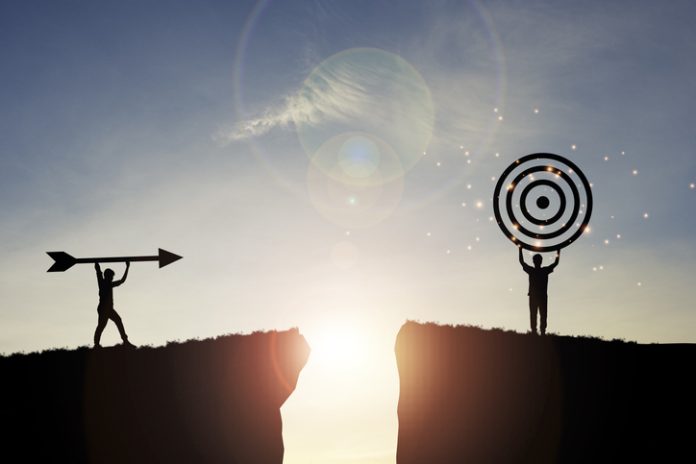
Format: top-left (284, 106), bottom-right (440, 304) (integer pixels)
top-left (338, 135), bottom-right (380, 179)
top-left (296, 48), bottom-right (434, 181)
top-left (308, 132), bottom-right (404, 228)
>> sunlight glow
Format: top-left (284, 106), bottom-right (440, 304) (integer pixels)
top-left (308, 321), bottom-right (371, 371)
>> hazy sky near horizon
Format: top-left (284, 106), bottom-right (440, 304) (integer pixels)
top-left (2, 1), bottom-right (696, 462)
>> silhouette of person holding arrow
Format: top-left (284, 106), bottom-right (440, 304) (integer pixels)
top-left (519, 247), bottom-right (560, 335)
top-left (94, 262), bottom-right (135, 348)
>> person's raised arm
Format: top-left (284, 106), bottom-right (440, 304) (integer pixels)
top-left (113, 261), bottom-right (130, 287)
top-left (95, 263), bottom-right (103, 283)
top-left (519, 246), bottom-right (532, 272)
top-left (548, 250), bottom-right (561, 271)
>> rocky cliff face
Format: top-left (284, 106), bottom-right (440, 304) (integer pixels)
top-left (0, 330), bottom-right (309, 463)
top-left (395, 322), bottom-right (695, 463)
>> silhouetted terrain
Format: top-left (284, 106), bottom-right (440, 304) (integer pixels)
top-left (0, 330), bottom-right (309, 463)
top-left (396, 322), bottom-right (696, 463)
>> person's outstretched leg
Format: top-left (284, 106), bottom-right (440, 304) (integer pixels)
top-left (109, 309), bottom-right (133, 346)
top-left (94, 310), bottom-right (108, 347)
top-left (540, 296), bottom-right (548, 335)
top-left (529, 296), bottom-right (538, 334)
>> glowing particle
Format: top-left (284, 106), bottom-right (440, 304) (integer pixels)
top-left (466, 184), bottom-right (472, 190)
top-left (461, 202), bottom-right (467, 207)
top-left (637, 282), bottom-right (642, 287)
top-left (446, 249), bottom-right (451, 255)
top-left (464, 151), bottom-right (470, 156)
top-left (603, 156), bottom-right (609, 161)
top-left (475, 200), bottom-right (483, 209)
top-left (643, 212), bottom-right (649, 219)
top-left (494, 107), bottom-right (499, 113)
top-left (616, 234), bottom-right (622, 239)
top-left (347, 196), bottom-right (357, 206)
top-left (467, 245), bottom-right (472, 251)
top-left (426, 232), bottom-right (431, 237)
top-left (610, 215), bottom-right (615, 219)
top-left (475, 237), bottom-right (480, 242)
top-left (423, 151), bottom-right (427, 156)
top-left (489, 216), bottom-right (494, 222)
top-left (571, 144), bottom-right (577, 150)
top-left (590, 182), bottom-right (594, 188)
top-left (690, 183), bottom-right (695, 190)
top-left (498, 115), bottom-right (504, 121)
top-left (345, 231), bottom-right (351, 236)
top-left (621, 151), bottom-right (625, 155)
top-left (584, 226), bottom-right (592, 234)
top-left (436, 161), bottom-right (442, 167)
top-left (632, 169), bottom-right (638, 176)
top-left (466, 159), bottom-right (471, 164)
top-left (491, 176), bottom-right (496, 181)
top-left (604, 239), bottom-right (610, 245)
top-left (599, 265), bottom-right (604, 270)
top-left (495, 152), bottom-right (500, 158)
top-left (592, 267), bottom-right (597, 272)
top-left (533, 108), bottom-right (539, 114)
top-left (459, 145), bottom-right (464, 150)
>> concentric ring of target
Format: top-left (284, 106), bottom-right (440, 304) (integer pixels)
top-left (493, 153), bottom-right (592, 252)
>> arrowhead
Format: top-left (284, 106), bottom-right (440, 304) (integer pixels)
top-left (158, 249), bottom-right (182, 268)
top-left (46, 251), bottom-right (77, 272)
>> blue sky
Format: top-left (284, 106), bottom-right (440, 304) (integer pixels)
top-left (2, 1), bottom-right (696, 462)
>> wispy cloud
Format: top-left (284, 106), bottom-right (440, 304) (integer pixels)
top-left (216, 61), bottom-right (375, 143)
top-left (215, 49), bottom-right (434, 151)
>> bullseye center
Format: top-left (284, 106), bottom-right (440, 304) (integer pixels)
top-left (536, 196), bottom-right (550, 209)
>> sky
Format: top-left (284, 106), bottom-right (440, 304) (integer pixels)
top-left (2, 0), bottom-right (696, 462)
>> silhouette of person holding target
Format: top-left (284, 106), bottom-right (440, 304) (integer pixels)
top-left (519, 247), bottom-right (560, 335)
top-left (94, 262), bottom-right (134, 348)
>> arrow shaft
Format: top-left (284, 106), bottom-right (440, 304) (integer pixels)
top-left (47, 248), bottom-right (181, 272)
top-left (75, 255), bottom-right (159, 264)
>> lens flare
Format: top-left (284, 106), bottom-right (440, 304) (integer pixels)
top-left (307, 133), bottom-right (404, 228)
top-left (296, 48), bottom-right (434, 182)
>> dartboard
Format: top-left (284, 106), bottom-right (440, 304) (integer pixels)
top-left (493, 153), bottom-right (592, 252)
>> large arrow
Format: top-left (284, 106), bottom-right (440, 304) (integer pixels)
top-left (46, 248), bottom-right (182, 273)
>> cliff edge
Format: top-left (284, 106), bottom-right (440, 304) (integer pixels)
top-left (0, 329), bottom-right (309, 463)
top-left (395, 322), bottom-right (695, 463)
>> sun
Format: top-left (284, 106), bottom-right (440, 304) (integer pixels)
top-left (306, 319), bottom-right (371, 371)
